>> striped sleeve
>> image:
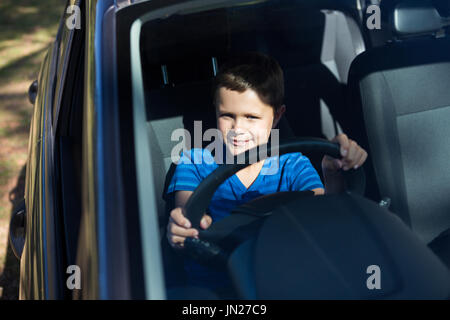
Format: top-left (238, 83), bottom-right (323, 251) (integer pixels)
top-left (166, 149), bottom-right (204, 194)
top-left (289, 154), bottom-right (324, 191)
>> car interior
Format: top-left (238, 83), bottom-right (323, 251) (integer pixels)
top-left (132, 0), bottom-right (450, 299)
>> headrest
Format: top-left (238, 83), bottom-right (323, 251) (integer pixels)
top-left (393, 0), bottom-right (450, 37)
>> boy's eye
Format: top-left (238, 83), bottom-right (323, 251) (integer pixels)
top-left (246, 115), bottom-right (259, 120)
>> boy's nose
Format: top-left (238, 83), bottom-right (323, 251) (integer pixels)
top-left (232, 117), bottom-right (246, 131)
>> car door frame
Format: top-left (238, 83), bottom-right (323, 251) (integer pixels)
top-left (74, 0), bottom-right (134, 299)
top-left (20, 0), bottom-right (84, 300)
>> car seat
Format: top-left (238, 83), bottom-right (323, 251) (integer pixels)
top-left (346, 0), bottom-right (450, 266)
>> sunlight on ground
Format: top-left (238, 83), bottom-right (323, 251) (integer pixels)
top-left (0, 0), bottom-right (65, 299)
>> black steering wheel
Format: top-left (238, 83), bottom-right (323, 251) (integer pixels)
top-left (182, 137), bottom-right (365, 266)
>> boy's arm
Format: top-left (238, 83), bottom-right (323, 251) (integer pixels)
top-left (312, 188), bottom-right (325, 195)
top-left (174, 190), bottom-right (194, 208)
top-left (321, 134), bottom-right (368, 195)
top-left (174, 191), bottom-right (212, 226)
top-left (322, 170), bottom-right (344, 195)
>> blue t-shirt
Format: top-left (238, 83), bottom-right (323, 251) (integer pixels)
top-left (166, 148), bottom-right (324, 290)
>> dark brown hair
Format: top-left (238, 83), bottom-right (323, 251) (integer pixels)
top-left (213, 52), bottom-right (284, 111)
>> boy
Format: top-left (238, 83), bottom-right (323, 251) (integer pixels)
top-left (166, 52), bottom-right (367, 295)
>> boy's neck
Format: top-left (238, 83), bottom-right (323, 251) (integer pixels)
top-left (235, 160), bottom-right (265, 189)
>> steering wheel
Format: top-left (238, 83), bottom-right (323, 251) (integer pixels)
top-left (182, 137), bottom-right (365, 266)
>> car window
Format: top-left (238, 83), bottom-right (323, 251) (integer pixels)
top-left (126, 0), bottom-right (366, 298)
top-left (113, 0), bottom-right (450, 300)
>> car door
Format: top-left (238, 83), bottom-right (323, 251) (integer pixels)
top-left (19, 0), bottom-right (83, 300)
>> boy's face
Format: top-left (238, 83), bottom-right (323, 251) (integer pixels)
top-left (216, 87), bottom-right (283, 156)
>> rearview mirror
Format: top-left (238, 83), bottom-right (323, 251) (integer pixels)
top-left (394, 1), bottom-right (445, 36)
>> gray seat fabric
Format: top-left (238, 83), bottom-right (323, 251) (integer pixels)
top-left (145, 81), bottom-right (217, 235)
top-left (347, 37), bottom-right (450, 246)
top-left (145, 81), bottom-right (217, 289)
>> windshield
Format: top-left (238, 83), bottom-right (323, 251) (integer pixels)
top-left (128, 0), bottom-right (366, 299)
top-left (120, 0), bottom-right (450, 300)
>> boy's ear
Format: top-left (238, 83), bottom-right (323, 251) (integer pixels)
top-left (272, 104), bottom-right (286, 128)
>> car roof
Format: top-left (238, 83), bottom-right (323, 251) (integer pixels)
top-left (117, 0), bottom-right (359, 11)
top-left (113, 0), bottom-right (449, 15)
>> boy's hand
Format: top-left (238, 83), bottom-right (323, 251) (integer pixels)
top-left (167, 207), bottom-right (213, 249)
top-left (322, 133), bottom-right (368, 173)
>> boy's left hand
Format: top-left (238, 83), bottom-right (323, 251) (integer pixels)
top-left (322, 134), bottom-right (368, 172)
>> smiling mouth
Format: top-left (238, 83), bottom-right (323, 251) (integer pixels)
top-left (231, 139), bottom-right (251, 146)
